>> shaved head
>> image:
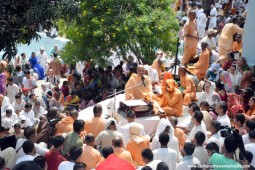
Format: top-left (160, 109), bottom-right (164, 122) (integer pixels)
top-left (137, 65), bottom-right (145, 77)
top-left (85, 133), bottom-right (95, 144)
top-left (178, 66), bottom-right (186, 76)
top-left (112, 137), bottom-right (123, 148)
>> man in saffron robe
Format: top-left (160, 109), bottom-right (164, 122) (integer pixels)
top-left (187, 42), bottom-right (211, 80)
top-left (232, 33), bottom-right (243, 53)
top-left (125, 65), bottom-right (153, 101)
top-left (160, 79), bottom-right (183, 117)
top-left (218, 17), bottom-right (244, 59)
top-left (182, 10), bottom-right (199, 65)
top-left (179, 66), bottom-right (197, 106)
top-left (55, 110), bottom-right (79, 135)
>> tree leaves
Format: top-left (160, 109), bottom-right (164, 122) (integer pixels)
top-left (0, 0), bottom-right (80, 61)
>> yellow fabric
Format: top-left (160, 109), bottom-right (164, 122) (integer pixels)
top-left (85, 117), bottom-right (106, 138)
top-left (187, 48), bottom-right (210, 80)
top-left (151, 58), bottom-right (163, 80)
top-left (180, 74), bottom-right (197, 105)
top-left (125, 74), bottom-right (153, 101)
top-left (126, 138), bottom-right (150, 166)
top-left (79, 145), bottom-right (103, 169)
top-left (65, 95), bottom-right (80, 106)
top-left (182, 19), bottom-right (198, 65)
top-left (55, 116), bottom-right (74, 135)
top-left (160, 79), bottom-right (183, 116)
top-left (231, 41), bottom-right (242, 52)
top-left (114, 148), bottom-right (134, 166)
top-left (218, 23), bottom-right (244, 57)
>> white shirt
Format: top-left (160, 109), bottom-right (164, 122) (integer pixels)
top-left (28, 98), bottom-right (47, 110)
top-left (193, 146), bottom-right (209, 165)
top-left (33, 106), bottom-right (45, 119)
top-left (119, 122), bottom-right (146, 147)
top-left (242, 133), bottom-right (250, 145)
top-left (16, 155), bottom-right (34, 164)
top-left (188, 122), bottom-right (208, 142)
top-left (12, 100), bottom-right (26, 113)
top-left (197, 12), bottom-right (207, 28)
top-left (153, 148), bottom-right (177, 170)
top-left (1, 111), bottom-right (18, 125)
top-left (143, 160), bottom-right (161, 170)
top-left (6, 84), bottom-right (20, 104)
top-left (1, 96), bottom-right (11, 114)
top-left (15, 138), bottom-right (49, 159)
top-left (209, 7), bottom-right (217, 24)
top-left (36, 52), bottom-right (48, 64)
top-left (207, 133), bottom-right (222, 150)
top-left (177, 156), bottom-right (201, 170)
top-left (201, 36), bottom-right (217, 49)
top-left (197, 9), bottom-right (204, 18)
top-left (245, 143), bottom-right (255, 166)
top-left (217, 114), bottom-right (231, 127)
top-left (19, 110), bottom-right (36, 125)
top-left (148, 67), bottom-right (159, 83)
top-left (22, 77), bottom-right (37, 93)
top-left (58, 161), bottom-right (75, 170)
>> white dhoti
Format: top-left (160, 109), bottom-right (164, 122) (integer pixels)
top-left (198, 26), bottom-right (206, 39)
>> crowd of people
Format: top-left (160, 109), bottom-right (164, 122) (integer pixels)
top-left (0, 0), bottom-right (254, 170)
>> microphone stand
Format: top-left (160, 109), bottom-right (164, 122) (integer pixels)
top-left (107, 82), bottom-right (144, 119)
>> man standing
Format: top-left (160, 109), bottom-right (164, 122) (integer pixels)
top-left (36, 47), bottom-right (48, 75)
top-left (48, 53), bottom-right (62, 80)
top-left (197, 9), bottom-right (207, 39)
top-left (208, 3), bottom-right (217, 29)
top-left (152, 132), bottom-right (177, 170)
top-left (182, 10), bottom-right (199, 65)
top-left (193, 131), bottom-right (209, 165)
top-left (218, 17), bottom-right (244, 58)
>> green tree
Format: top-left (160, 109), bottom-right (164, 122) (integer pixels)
top-left (0, 0), bottom-right (80, 61)
top-left (62, 0), bottom-right (179, 65)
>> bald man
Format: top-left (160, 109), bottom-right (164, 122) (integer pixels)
top-left (169, 116), bottom-right (186, 150)
top-left (179, 66), bottom-right (197, 105)
top-left (182, 10), bottom-right (199, 65)
top-left (80, 133), bottom-right (103, 169)
top-left (55, 110), bottom-right (79, 135)
top-left (112, 137), bottom-right (134, 166)
top-left (125, 65), bottom-right (153, 101)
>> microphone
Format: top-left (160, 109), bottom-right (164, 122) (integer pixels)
top-left (141, 76), bottom-right (146, 87)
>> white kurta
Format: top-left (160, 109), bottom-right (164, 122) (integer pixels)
top-left (193, 146), bottom-right (209, 165)
top-left (188, 122), bottom-right (208, 142)
top-left (197, 13), bottom-right (207, 38)
top-left (6, 84), bottom-right (20, 104)
top-left (19, 110), bottom-right (36, 125)
top-left (177, 155), bottom-right (201, 170)
top-left (36, 52), bottom-right (49, 74)
top-left (217, 114), bottom-right (231, 127)
top-left (245, 143), bottom-right (255, 167)
top-left (209, 7), bottom-right (217, 29)
top-left (153, 148), bottom-right (177, 170)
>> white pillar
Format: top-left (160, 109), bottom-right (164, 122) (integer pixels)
top-left (242, 1), bottom-right (255, 66)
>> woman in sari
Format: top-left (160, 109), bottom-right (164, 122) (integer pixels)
top-left (237, 57), bottom-right (250, 74)
top-left (29, 52), bottom-right (45, 80)
top-left (204, 81), bottom-right (221, 109)
top-left (220, 71), bottom-right (234, 93)
top-left (240, 71), bottom-right (253, 89)
top-left (49, 86), bottom-right (64, 111)
top-left (150, 118), bottom-right (179, 160)
top-left (206, 63), bottom-right (223, 82)
top-left (228, 64), bottom-right (242, 91)
top-left (244, 96), bottom-right (255, 121)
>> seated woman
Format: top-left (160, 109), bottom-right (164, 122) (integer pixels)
top-left (160, 79), bottom-right (183, 117)
top-left (206, 63), bottom-right (223, 82)
top-left (65, 91), bottom-right (80, 110)
top-left (240, 71), bottom-right (253, 89)
top-left (204, 81), bottom-right (221, 109)
top-left (228, 64), bottom-right (242, 91)
top-left (244, 96), bottom-right (255, 121)
top-left (29, 52), bottom-right (45, 80)
top-left (187, 42), bottom-right (210, 80)
top-left (237, 57), bottom-right (250, 73)
top-left (220, 71), bottom-right (234, 93)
